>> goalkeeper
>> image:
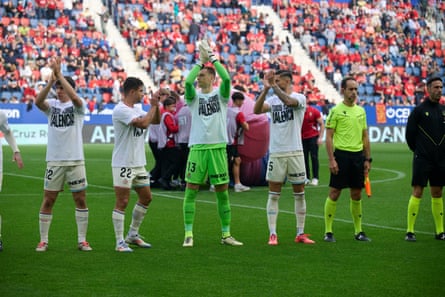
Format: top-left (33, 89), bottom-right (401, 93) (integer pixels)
top-left (182, 39), bottom-right (243, 247)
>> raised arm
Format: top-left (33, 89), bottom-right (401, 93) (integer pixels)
top-left (214, 61), bottom-right (231, 99)
top-left (201, 39), bottom-right (231, 99)
top-left (184, 65), bottom-right (200, 102)
top-left (254, 70), bottom-right (274, 114)
top-left (51, 57), bottom-right (83, 108)
top-left (130, 97), bottom-right (160, 129)
top-left (35, 74), bottom-right (56, 112)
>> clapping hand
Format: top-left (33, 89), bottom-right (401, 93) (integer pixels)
top-left (199, 39), bottom-right (218, 63)
top-left (198, 40), bottom-right (209, 64)
top-left (49, 57), bottom-right (62, 77)
top-left (263, 70), bottom-right (275, 88)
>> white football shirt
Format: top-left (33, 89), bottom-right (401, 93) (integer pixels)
top-left (112, 102), bottom-right (147, 167)
top-left (266, 92), bottom-right (306, 154)
top-left (44, 98), bottom-right (86, 161)
top-left (187, 89), bottom-right (229, 146)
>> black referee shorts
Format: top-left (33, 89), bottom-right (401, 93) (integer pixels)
top-left (411, 155), bottom-right (445, 187)
top-left (329, 149), bottom-right (365, 190)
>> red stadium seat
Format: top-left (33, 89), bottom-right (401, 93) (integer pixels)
top-left (1, 17), bottom-right (10, 26)
top-left (102, 92), bottom-right (112, 103)
top-left (186, 43), bottom-right (195, 54)
top-left (20, 17), bottom-right (30, 27)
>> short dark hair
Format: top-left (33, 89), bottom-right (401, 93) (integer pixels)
top-left (123, 77), bottom-right (144, 95)
top-left (426, 76), bottom-right (442, 86)
top-left (55, 76), bottom-right (76, 89)
top-left (169, 90), bottom-right (180, 102)
top-left (233, 85), bottom-right (247, 92)
top-left (275, 69), bottom-right (292, 80)
top-left (163, 96), bottom-right (176, 108)
top-left (232, 91), bottom-right (245, 101)
top-left (341, 76), bottom-right (356, 89)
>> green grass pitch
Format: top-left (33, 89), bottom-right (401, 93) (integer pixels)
top-left (0, 143), bottom-right (443, 297)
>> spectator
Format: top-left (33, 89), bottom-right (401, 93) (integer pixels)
top-left (112, 76), bottom-right (122, 103)
top-left (157, 96), bottom-right (180, 190)
top-left (226, 91), bottom-right (251, 192)
top-left (175, 100), bottom-right (191, 191)
top-left (302, 101), bottom-right (325, 186)
top-left (148, 88), bottom-right (170, 187)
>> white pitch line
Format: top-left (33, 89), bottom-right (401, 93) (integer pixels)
top-left (4, 169), bottom-right (433, 235)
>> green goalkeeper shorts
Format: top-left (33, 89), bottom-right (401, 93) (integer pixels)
top-left (185, 145), bottom-right (229, 185)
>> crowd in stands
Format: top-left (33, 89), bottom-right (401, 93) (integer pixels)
top-left (1, 0), bottom-right (444, 107)
top-left (0, 0), bottom-right (126, 108)
top-left (277, 0), bottom-right (445, 105)
top-left (112, 0), bottom-right (329, 103)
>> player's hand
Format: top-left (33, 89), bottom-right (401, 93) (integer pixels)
top-left (364, 161), bottom-right (371, 173)
top-left (13, 152), bottom-right (24, 169)
top-left (329, 159), bottom-right (339, 175)
top-left (200, 39), bottom-right (217, 63)
top-left (149, 97), bottom-right (159, 107)
top-left (153, 88), bottom-right (170, 102)
top-left (263, 70), bottom-right (275, 88)
top-left (49, 57), bottom-right (62, 76)
top-left (198, 41), bottom-right (209, 64)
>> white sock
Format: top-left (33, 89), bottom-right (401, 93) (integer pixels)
top-left (128, 203), bottom-right (148, 237)
top-left (267, 192), bottom-right (280, 235)
top-left (39, 213), bottom-right (53, 243)
top-left (75, 208), bottom-right (89, 243)
top-left (112, 210), bottom-right (125, 244)
top-left (294, 192), bottom-right (306, 235)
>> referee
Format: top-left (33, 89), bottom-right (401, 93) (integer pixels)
top-left (323, 76), bottom-right (372, 242)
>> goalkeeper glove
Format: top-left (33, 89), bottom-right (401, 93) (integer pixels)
top-left (198, 41), bottom-right (209, 65)
top-left (201, 40), bottom-right (218, 63)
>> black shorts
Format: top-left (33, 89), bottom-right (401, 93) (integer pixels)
top-left (227, 145), bottom-right (239, 161)
top-left (329, 149), bottom-right (365, 189)
top-left (411, 155), bottom-right (445, 187)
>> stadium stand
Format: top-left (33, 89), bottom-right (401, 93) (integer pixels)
top-left (0, 0), bottom-right (126, 105)
top-left (275, 0), bottom-right (445, 105)
top-left (1, 0), bottom-right (444, 107)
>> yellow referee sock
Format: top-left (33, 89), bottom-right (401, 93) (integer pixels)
top-left (350, 199), bottom-right (363, 234)
top-left (407, 195), bottom-right (421, 233)
top-left (431, 197), bottom-right (444, 235)
top-left (324, 197), bottom-right (337, 233)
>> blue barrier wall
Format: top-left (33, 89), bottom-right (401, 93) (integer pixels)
top-left (1, 104), bottom-right (412, 144)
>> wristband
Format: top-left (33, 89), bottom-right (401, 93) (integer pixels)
top-left (209, 54), bottom-right (218, 63)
